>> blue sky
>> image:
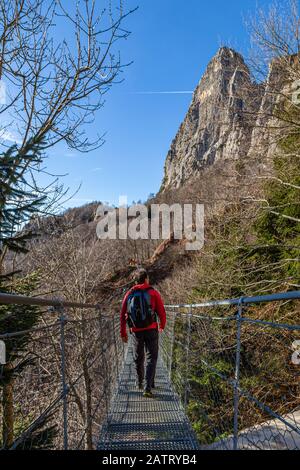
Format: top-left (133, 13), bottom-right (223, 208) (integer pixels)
top-left (42, 0), bottom-right (274, 208)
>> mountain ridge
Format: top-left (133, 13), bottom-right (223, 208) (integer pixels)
top-left (160, 46), bottom-right (272, 191)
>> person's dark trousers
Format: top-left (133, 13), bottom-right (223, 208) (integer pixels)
top-left (132, 329), bottom-right (158, 391)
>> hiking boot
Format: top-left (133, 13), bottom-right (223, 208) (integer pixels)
top-left (136, 379), bottom-right (143, 390)
top-left (143, 390), bottom-right (154, 398)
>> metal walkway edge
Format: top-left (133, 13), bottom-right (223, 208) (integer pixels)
top-left (98, 345), bottom-right (199, 450)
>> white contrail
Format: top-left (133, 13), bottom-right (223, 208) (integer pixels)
top-left (91, 167), bottom-right (102, 172)
top-left (131, 90), bottom-right (193, 95)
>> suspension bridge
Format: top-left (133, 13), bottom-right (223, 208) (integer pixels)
top-left (0, 290), bottom-right (300, 450)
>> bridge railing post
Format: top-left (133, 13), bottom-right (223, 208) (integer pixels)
top-left (233, 298), bottom-right (243, 451)
top-left (111, 312), bottom-right (120, 381)
top-left (58, 303), bottom-right (69, 450)
top-left (184, 308), bottom-right (192, 409)
top-left (97, 306), bottom-right (110, 423)
top-left (168, 310), bottom-right (177, 381)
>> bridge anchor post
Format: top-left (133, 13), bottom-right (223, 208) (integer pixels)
top-left (233, 298), bottom-right (243, 451)
top-left (57, 302), bottom-right (68, 450)
top-left (184, 309), bottom-right (192, 409)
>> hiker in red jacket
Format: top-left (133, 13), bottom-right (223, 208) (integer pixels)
top-left (120, 268), bottom-right (166, 398)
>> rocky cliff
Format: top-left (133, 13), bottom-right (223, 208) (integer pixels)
top-left (161, 47), bottom-right (269, 190)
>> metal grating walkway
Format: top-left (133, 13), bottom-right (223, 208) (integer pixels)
top-left (98, 344), bottom-right (199, 450)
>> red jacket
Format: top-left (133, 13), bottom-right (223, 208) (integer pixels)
top-left (120, 282), bottom-right (166, 338)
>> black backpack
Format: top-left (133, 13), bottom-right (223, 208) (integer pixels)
top-left (127, 287), bottom-right (156, 329)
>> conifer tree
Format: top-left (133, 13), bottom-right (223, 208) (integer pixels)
top-left (0, 138), bottom-right (56, 448)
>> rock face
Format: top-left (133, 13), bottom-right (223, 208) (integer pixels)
top-left (202, 411), bottom-right (300, 450)
top-left (161, 47), bottom-right (266, 190)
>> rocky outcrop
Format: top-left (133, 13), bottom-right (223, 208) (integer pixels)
top-left (202, 411), bottom-right (300, 450)
top-left (161, 47), bottom-right (268, 190)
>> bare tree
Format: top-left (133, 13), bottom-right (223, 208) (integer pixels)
top-left (247, 0), bottom-right (300, 77)
top-left (0, 0), bottom-right (136, 152)
top-left (246, 0), bottom-right (300, 134)
top-left (0, 0), bottom-right (136, 270)
top-left (25, 229), bottom-right (113, 449)
top-left (0, 0), bottom-right (135, 449)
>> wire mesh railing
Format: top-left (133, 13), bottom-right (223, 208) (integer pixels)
top-left (1, 290), bottom-right (300, 450)
top-left (161, 291), bottom-right (300, 450)
top-left (0, 294), bottom-right (126, 450)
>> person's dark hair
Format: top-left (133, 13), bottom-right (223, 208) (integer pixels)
top-left (133, 268), bottom-right (149, 284)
